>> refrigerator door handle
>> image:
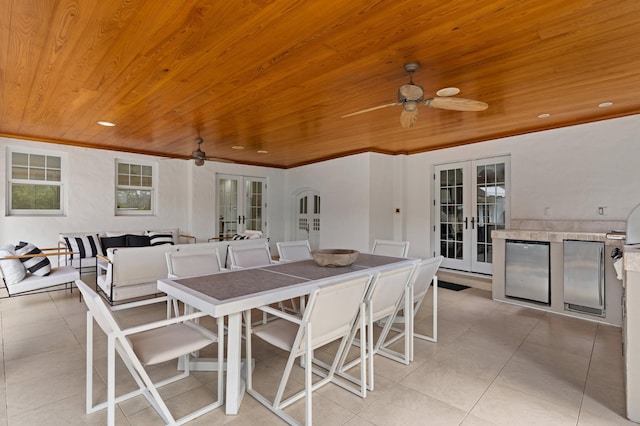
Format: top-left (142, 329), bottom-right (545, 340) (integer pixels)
top-left (599, 245), bottom-right (604, 307)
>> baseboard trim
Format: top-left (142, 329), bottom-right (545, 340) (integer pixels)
top-left (437, 268), bottom-right (492, 291)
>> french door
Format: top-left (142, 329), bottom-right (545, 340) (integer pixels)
top-left (294, 190), bottom-right (321, 250)
top-left (434, 156), bottom-right (509, 274)
top-left (217, 174), bottom-right (267, 239)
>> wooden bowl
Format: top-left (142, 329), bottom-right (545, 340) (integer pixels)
top-left (311, 249), bottom-right (359, 267)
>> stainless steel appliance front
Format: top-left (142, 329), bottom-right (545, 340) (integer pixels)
top-left (505, 240), bottom-right (550, 305)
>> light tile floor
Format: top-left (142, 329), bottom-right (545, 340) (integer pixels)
top-left (0, 279), bottom-right (636, 425)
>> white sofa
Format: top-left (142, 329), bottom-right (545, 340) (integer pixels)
top-left (58, 229), bottom-right (194, 272)
top-left (96, 238), bottom-right (270, 304)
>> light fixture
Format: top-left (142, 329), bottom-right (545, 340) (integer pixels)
top-left (194, 158), bottom-right (205, 166)
top-left (436, 87), bottom-right (460, 97)
top-left (257, 150), bottom-right (268, 154)
top-left (231, 145), bottom-right (245, 150)
top-left (598, 102), bottom-right (613, 108)
top-left (97, 121), bottom-right (116, 127)
top-left (537, 113), bottom-right (551, 118)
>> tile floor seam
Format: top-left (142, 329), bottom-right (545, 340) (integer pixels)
top-left (458, 309), bottom-right (545, 425)
top-left (575, 322), bottom-right (600, 426)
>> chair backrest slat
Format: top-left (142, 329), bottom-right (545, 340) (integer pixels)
top-left (413, 256), bottom-right (444, 299)
top-left (294, 275), bottom-right (371, 354)
top-left (371, 240), bottom-right (410, 257)
top-left (276, 240), bottom-right (312, 261)
top-left (368, 264), bottom-right (415, 321)
top-left (229, 242), bottom-right (272, 268)
top-left (166, 248), bottom-right (222, 278)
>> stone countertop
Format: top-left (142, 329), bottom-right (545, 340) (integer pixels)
top-left (492, 229), bottom-right (623, 245)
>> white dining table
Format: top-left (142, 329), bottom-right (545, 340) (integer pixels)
top-left (157, 253), bottom-right (418, 415)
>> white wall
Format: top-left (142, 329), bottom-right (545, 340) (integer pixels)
top-left (0, 137), bottom-right (286, 250)
top-left (3, 113), bottom-right (639, 262)
top-left (404, 114), bottom-right (640, 259)
top-left (285, 154), bottom-right (372, 252)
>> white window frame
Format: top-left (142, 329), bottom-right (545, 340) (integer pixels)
top-left (115, 159), bottom-right (156, 216)
top-left (6, 146), bottom-right (66, 216)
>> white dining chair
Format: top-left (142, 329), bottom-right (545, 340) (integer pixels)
top-left (228, 241), bottom-right (294, 318)
top-left (371, 239), bottom-right (410, 257)
top-left (276, 240), bottom-right (312, 261)
top-left (165, 247), bottom-right (224, 278)
top-left (76, 279), bottom-right (224, 426)
top-left (336, 262), bottom-right (417, 393)
top-left (228, 242), bottom-right (276, 269)
top-left (245, 274), bottom-right (372, 425)
top-left (378, 256), bottom-right (444, 363)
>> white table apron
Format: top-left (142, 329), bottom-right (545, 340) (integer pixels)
top-left (157, 254), bottom-right (418, 415)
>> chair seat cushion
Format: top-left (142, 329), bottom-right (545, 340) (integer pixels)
top-left (252, 319), bottom-right (299, 352)
top-left (128, 323), bottom-right (216, 366)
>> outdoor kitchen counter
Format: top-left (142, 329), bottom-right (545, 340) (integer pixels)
top-left (491, 229), bottom-right (624, 327)
top-left (623, 245), bottom-right (640, 422)
top-left (491, 229), bottom-right (620, 244)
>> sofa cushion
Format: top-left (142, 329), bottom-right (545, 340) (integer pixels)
top-left (0, 245), bottom-right (27, 285)
top-left (100, 236), bottom-right (127, 255)
top-left (126, 234), bottom-right (151, 247)
top-left (146, 231), bottom-right (174, 246)
top-left (15, 242), bottom-right (51, 276)
top-left (61, 234), bottom-right (102, 259)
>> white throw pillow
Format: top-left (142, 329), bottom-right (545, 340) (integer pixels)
top-left (0, 247), bottom-right (28, 285)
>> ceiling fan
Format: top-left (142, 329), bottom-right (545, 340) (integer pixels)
top-left (191, 137), bottom-right (233, 165)
top-left (341, 62), bottom-right (488, 128)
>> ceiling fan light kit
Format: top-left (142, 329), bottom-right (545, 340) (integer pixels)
top-left (342, 61), bottom-right (488, 128)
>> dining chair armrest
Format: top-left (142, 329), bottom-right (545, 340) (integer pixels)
top-left (122, 310), bottom-right (211, 336)
top-left (257, 305), bottom-right (303, 324)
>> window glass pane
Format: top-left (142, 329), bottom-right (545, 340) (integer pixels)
top-left (118, 163), bottom-right (129, 174)
top-left (118, 175), bottom-right (129, 186)
top-left (141, 176), bottom-right (152, 187)
top-left (12, 152), bottom-right (28, 166)
top-left (31, 168), bottom-right (46, 181)
top-left (141, 165), bottom-right (152, 176)
top-left (11, 184), bottom-right (61, 210)
top-left (116, 189), bottom-right (151, 210)
top-left (12, 166), bottom-right (28, 179)
top-left (47, 155), bottom-right (61, 169)
top-left (46, 169), bottom-right (61, 181)
top-left (130, 164), bottom-right (141, 176)
top-left (30, 154), bottom-right (46, 168)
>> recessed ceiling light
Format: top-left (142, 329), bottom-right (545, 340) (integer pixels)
top-left (257, 150), bottom-right (268, 154)
top-left (436, 87), bottom-right (460, 97)
top-left (231, 145), bottom-right (245, 150)
top-left (97, 121), bottom-right (116, 127)
top-left (537, 113), bottom-right (551, 118)
top-left (598, 102), bottom-right (613, 108)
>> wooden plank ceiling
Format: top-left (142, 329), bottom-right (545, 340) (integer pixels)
top-left (2, 0), bottom-right (640, 168)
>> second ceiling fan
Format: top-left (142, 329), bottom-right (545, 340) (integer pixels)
top-left (341, 62), bottom-right (488, 128)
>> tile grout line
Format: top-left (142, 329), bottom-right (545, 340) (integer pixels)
top-left (457, 311), bottom-right (546, 425)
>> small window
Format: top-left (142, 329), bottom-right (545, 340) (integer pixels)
top-left (7, 148), bottom-right (64, 215)
top-left (115, 160), bottom-right (155, 215)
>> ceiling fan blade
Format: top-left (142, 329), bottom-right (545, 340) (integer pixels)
top-left (341, 102), bottom-right (401, 118)
top-left (400, 109), bottom-right (418, 128)
top-left (425, 97), bottom-right (488, 111)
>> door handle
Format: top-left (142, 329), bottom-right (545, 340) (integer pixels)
top-left (464, 217), bottom-right (468, 229)
top-left (471, 217), bottom-right (476, 229)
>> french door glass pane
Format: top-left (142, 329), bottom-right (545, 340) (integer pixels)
top-left (476, 161), bottom-right (506, 264)
top-left (440, 167), bottom-right (464, 261)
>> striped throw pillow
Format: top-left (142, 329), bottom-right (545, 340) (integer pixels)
top-left (62, 234), bottom-right (102, 259)
top-left (15, 242), bottom-right (51, 276)
top-left (147, 231), bottom-right (174, 246)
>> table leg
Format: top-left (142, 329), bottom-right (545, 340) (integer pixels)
top-left (225, 311), bottom-right (244, 415)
